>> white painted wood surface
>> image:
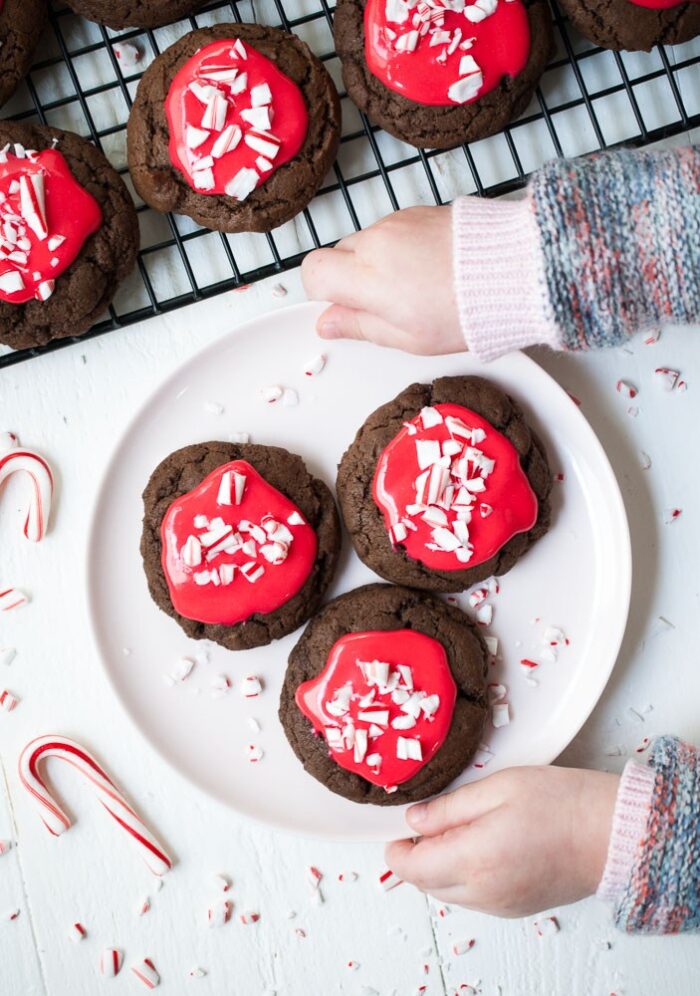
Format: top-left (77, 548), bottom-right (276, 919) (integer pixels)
top-left (2, 248), bottom-right (700, 995)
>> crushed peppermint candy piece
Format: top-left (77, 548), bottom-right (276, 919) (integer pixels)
top-left (207, 898), bottom-right (233, 927)
top-left (0, 589), bottom-right (29, 612)
top-left (170, 656), bottom-right (195, 682)
top-left (135, 896), bottom-right (151, 917)
top-left (271, 282), bottom-right (287, 298)
top-left (452, 938), bottom-right (475, 956)
top-left (241, 675), bottom-right (263, 698)
top-left (534, 916), bottom-right (560, 937)
top-left (338, 870), bottom-right (358, 883)
top-left (260, 384), bottom-right (283, 403)
top-left (0, 839), bottom-right (12, 856)
top-left (475, 603), bottom-right (492, 627)
top-left (282, 387), bottom-right (299, 408)
top-left (664, 507), bottom-right (682, 524)
top-left (491, 702), bottom-right (510, 728)
top-left (0, 689), bottom-right (19, 712)
top-left (616, 380), bottom-right (637, 399)
top-left (99, 948), bottom-right (123, 978)
top-left (130, 958), bottom-right (160, 989)
top-left (68, 922), bottom-right (87, 942)
top-left (210, 673), bottom-right (231, 698)
top-left (213, 873), bottom-right (231, 892)
top-left (654, 367), bottom-right (680, 391)
top-left (378, 868), bottom-right (402, 891)
top-left (303, 354), bottom-right (326, 377)
top-left (246, 744), bottom-right (264, 762)
top-left (239, 910), bottom-right (260, 925)
top-left (113, 41), bottom-right (143, 68)
top-left (189, 967), bottom-right (207, 979)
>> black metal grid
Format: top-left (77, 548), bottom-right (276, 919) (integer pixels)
top-left (1, 0), bottom-right (699, 368)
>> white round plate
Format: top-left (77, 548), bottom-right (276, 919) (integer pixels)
top-left (88, 301), bottom-right (631, 841)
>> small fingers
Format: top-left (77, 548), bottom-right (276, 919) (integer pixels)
top-left (385, 830), bottom-right (470, 893)
top-left (301, 247), bottom-right (377, 312)
top-left (406, 777), bottom-right (503, 837)
top-left (315, 305), bottom-right (414, 351)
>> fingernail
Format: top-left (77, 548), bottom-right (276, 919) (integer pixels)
top-left (407, 803), bottom-right (428, 826)
top-left (318, 322), bottom-right (340, 339)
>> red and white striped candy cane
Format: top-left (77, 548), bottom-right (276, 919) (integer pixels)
top-left (0, 446), bottom-right (54, 542)
top-left (18, 736), bottom-right (172, 876)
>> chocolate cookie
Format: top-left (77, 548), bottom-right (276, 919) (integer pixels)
top-left (334, 0), bottom-right (554, 150)
top-left (0, 121), bottom-right (139, 351)
top-left (280, 583), bottom-right (490, 806)
top-left (127, 24), bottom-right (341, 233)
top-left (64, 0), bottom-right (209, 30)
top-left (0, 0), bottom-right (48, 109)
top-left (337, 377), bottom-right (552, 593)
top-left (141, 441), bottom-right (341, 652)
top-left (557, 0), bottom-right (700, 51)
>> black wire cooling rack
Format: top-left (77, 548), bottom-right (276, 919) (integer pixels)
top-left (1, 0), bottom-right (699, 368)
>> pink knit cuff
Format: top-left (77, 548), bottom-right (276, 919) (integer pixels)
top-left (452, 195), bottom-right (562, 362)
top-left (597, 761), bottom-right (656, 905)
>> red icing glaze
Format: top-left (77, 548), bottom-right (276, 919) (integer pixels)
top-left (295, 629), bottom-right (457, 788)
top-left (160, 460), bottom-right (317, 626)
top-left (165, 39), bottom-right (308, 200)
top-left (373, 402), bottom-right (538, 572)
top-left (364, 0), bottom-right (530, 107)
top-left (0, 148), bottom-right (102, 305)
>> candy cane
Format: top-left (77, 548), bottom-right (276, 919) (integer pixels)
top-left (18, 736), bottom-right (172, 876)
top-left (0, 446), bottom-right (54, 542)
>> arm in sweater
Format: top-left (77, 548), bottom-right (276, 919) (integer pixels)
top-left (455, 145), bottom-right (700, 360)
top-left (599, 737), bottom-right (700, 934)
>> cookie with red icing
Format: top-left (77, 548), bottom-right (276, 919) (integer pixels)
top-left (337, 376), bottom-right (552, 592)
top-left (0, 0), bottom-right (47, 110)
top-left (334, 0), bottom-right (553, 149)
top-left (0, 121), bottom-right (139, 351)
top-left (127, 24), bottom-right (341, 233)
top-left (280, 583), bottom-right (489, 805)
top-left (557, 0), bottom-right (700, 51)
top-left (64, 0), bottom-right (209, 30)
top-left (141, 441), bottom-right (341, 651)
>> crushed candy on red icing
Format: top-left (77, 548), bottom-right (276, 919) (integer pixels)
top-left (295, 629), bottom-right (457, 788)
top-left (0, 146), bottom-right (102, 305)
top-left (160, 460), bottom-right (317, 626)
top-left (165, 38), bottom-right (308, 201)
top-left (364, 0), bottom-right (531, 107)
top-left (373, 402), bottom-right (538, 572)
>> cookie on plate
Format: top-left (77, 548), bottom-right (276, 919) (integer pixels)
top-left (336, 376), bottom-right (552, 593)
top-left (334, 0), bottom-right (554, 149)
top-left (280, 583), bottom-right (490, 806)
top-left (127, 24), bottom-right (341, 233)
top-left (141, 442), bottom-right (341, 651)
top-left (0, 121), bottom-right (139, 351)
top-left (0, 0), bottom-right (48, 109)
top-left (63, 0), bottom-right (209, 30)
top-left (557, 0), bottom-right (700, 52)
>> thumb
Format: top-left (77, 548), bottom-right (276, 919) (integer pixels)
top-left (406, 778), bottom-right (501, 836)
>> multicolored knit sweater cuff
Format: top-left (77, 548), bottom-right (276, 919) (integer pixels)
top-left (453, 146), bottom-right (700, 361)
top-left (598, 737), bottom-right (700, 934)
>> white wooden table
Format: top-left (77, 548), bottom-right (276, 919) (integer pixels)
top-left (2, 248), bottom-right (700, 995)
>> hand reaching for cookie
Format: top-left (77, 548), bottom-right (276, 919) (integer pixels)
top-left (301, 206), bottom-right (465, 355)
top-left (385, 765), bottom-right (619, 918)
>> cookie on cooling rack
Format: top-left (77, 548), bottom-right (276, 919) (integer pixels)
top-left (63, 0), bottom-right (210, 30)
top-left (280, 583), bottom-right (490, 805)
top-left (0, 0), bottom-right (48, 109)
top-left (127, 24), bottom-right (341, 233)
top-left (336, 376), bottom-right (552, 592)
top-left (141, 441), bottom-right (342, 652)
top-left (0, 121), bottom-right (139, 351)
top-left (557, 0), bottom-right (700, 52)
top-left (334, 0), bottom-right (554, 150)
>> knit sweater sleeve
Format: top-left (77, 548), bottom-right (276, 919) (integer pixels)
top-left (453, 145), bottom-right (700, 361)
top-left (597, 737), bottom-right (700, 934)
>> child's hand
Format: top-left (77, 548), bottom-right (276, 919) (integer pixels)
top-left (385, 766), bottom-right (619, 918)
top-left (301, 206), bottom-right (464, 354)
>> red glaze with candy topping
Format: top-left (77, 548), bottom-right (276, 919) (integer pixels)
top-left (161, 460), bottom-right (317, 626)
top-left (0, 148), bottom-right (102, 305)
top-left (364, 0), bottom-right (531, 106)
top-left (295, 629), bottom-right (457, 788)
top-left (373, 403), bottom-right (538, 572)
top-left (165, 38), bottom-right (308, 200)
